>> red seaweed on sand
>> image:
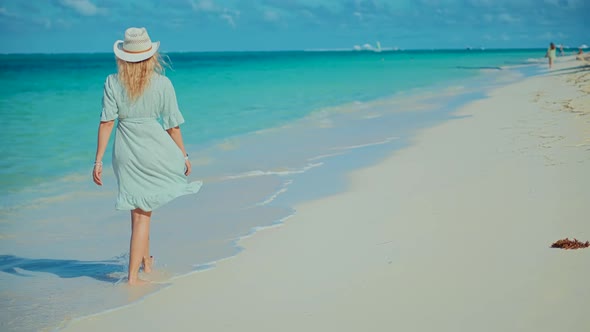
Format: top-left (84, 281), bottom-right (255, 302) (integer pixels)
top-left (550, 238), bottom-right (590, 250)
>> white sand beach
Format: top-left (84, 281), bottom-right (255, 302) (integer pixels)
top-left (64, 59), bottom-right (590, 332)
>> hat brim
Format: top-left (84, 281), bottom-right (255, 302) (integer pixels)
top-left (113, 40), bottom-right (160, 63)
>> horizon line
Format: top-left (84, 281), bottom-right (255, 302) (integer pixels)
top-left (0, 46), bottom-right (558, 56)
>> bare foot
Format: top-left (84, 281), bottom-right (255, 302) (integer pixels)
top-left (142, 256), bottom-right (154, 274)
top-left (128, 277), bottom-right (151, 286)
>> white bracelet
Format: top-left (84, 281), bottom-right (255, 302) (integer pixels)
top-left (94, 161), bottom-right (103, 166)
top-left (184, 154), bottom-right (189, 161)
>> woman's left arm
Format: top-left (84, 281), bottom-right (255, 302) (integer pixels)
top-left (166, 126), bottom-right (191, 176)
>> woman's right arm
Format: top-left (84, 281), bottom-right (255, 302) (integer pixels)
top-left (93, 120), bottom-right (115, 186)
top-left (166, 126), bottom-right (191, 176)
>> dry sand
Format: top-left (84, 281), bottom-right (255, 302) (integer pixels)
top-left (64, 58), bottom-right (590, 332)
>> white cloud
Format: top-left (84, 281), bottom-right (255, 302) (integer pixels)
top-left (468, 0), bottom-right (493, 6)
top-left (544, 0), bottom-right (583, 7)
top-left (3, 4), bottom-right (52, 29)
top-left (30, 17), bottom-right (52, 29)
top-left (300, 9), bottom-right (315, 19)
top-left (264, 9), bottom-right (281, 23)
top-left (220, 13), bottom-right (235, 27)
top-left (482, 13), bottom-right (520, 24)
top-left (191, 0), bottom-right (216, 12)
top-left (220, 8), bottom-right (240, 28)
top-left (190, 0), bottom-right (239, 27)
top-left (0, 6), bottom-right (19, 18)
top-left (55, 18), bottom-right (72, 28)
top-left (59, 0), bottom-right (102, 16)
top-left (541, 31), bottom-right (568, 40)
top-left (497, 13), bottom-right (519, 23)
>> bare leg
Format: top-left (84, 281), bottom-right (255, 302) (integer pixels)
top-left (134, 209), bottom-right (153, 273)
top-left (142, 234), bottom-right (154, 273)
top-left (128, 208), bottom-right (152, 285)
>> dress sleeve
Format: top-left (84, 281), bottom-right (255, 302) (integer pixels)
top-left (161, 78), bottom-right (185, 130)
top-left (100, 75), bottom-right (118, 122)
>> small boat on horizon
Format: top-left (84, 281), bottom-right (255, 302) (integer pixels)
top-left (353, 41), bottom-right (383, 52)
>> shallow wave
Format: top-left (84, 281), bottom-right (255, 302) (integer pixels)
top-left (190, 213), bottom-right (295, 273)
top-left (307, 152), bottom-right (346, 162)
top-left (233, 214), bottom-right (294, 243)
top-left (220, 162), bottom-right (324, 180)
top-left (0, 190), bottom-right (113, 220)
top-left (255, 180), bottom-right (293, 206)
top-left (332, 136), bottom-right (400, 150)
top-left (456, 65), bottom-right (503, 70)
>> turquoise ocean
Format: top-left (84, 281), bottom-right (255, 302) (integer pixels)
top-left (1, 49), bottom-right (549, 331)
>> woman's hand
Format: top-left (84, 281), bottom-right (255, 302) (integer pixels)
top-left (93, 164), bottom-right (103, 186)
top-left (184, 159), bottom-right (191, 176)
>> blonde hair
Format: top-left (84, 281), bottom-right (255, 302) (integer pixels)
top-left (116, 52), bottom-right (167, 101)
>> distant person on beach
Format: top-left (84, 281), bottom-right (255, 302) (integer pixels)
top-left (559, 45), bottom-right (564, 56)
top-left (546, 42), bottom-right (556, 69)
top-left (577, 48), bottom-right (585, 60)
top-left (92, 27), bottom-right (202, 285)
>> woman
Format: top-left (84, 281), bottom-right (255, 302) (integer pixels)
top-left (577, 48), bottom-right (585, 60)
top-left (93, 27), bottom-right (202, 285)
top-left (546, 42), bottom-right (556, 69)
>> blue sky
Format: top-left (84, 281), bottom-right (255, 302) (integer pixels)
top-left (0, 0), bottom-right (587, 53)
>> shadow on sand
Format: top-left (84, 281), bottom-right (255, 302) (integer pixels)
top-left (0, 254), bottom-right (125, 283)
top-left (548, 63), bottom-right (590, 76)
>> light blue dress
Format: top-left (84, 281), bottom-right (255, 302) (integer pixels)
top-left (101, 73), bottom-right (202, 211)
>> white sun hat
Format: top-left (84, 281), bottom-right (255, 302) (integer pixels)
top-left (113, 27), bottom-right (160, 63)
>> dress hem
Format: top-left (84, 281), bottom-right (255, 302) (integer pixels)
top-left (115, 181), bottom-right (203, 212)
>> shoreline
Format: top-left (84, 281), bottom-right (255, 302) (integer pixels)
top-left (63, 59), bottom-right (589, 330)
